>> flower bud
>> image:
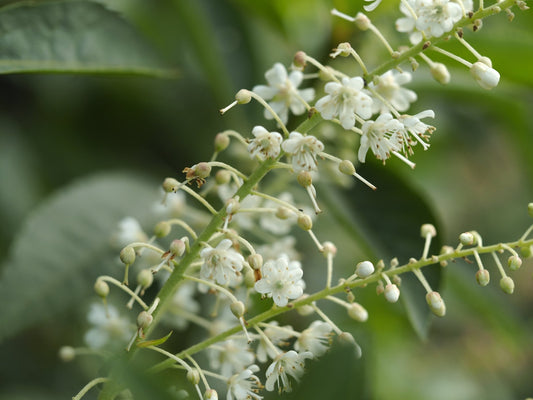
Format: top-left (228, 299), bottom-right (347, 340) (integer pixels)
top-left (248, 253), bottom-right (263, 270)
top-left (275, 206), bottom-right (292, 220)
top-left (475, 269), bottom-right (490, 286)
top-left (59, 346), bottom-right (76, 362)
top-left (338, 160), bottom-right (356, 175)
top-left (333, 42), bottom-right (352, 57)
top-left (215, 170), bottom-right (231, 185)
top-left (459, 232), bottom-right (475, 246)
top-left (235, 89), bottom-right (251, 104)
top-left (214, 133), bottom-right (230, 152)
top-left (346, 291), bottom-right (355, 303)
top-left (120, 246), bottom-right (136, 265)
top-left (137, 269), bottom-right (154, 289)
top-left (187, 369), bottom-right (200, 385)
top-left (521, 245), bottom-right (533, 258)
top-left (154, 221), bottom-right (171, 238)
top-left (337, 332), bottom-right (362, 358)
top-left (322, 241), bottom-right (337, 257)
top-left (355, 261), bottom-right (374, 278)
top-left (230, 301), bottom-right (245, 318)
top-left (293, 51), bottom-right (307, 69)
top-left (384, 284), bottom-right (400, 303)
top-left (376, 280), bottom-right (385, 295)
top-left (297, 171), bottom-right (313, 187)
top-left (137, 311), bottom-right (153, 329)
top-left (225, 198), bottom-right (240, 215)
top-left (194, 162), bottom-right (211, 179)
top-left (296, 295), bottom-right (314, 316)
top-left (244, 269), bottom-right (255, 288)
top-left (393, 275), bottom-right (402, 286)
top-left (470, 61), bottom-right (500, 90)
top-left (430, 62), bottom-right (450, 85)
top-left (439, 245), bottom-right (454, 266)
top-left (426, 291), bottom-right (446, 317)
top-left (297, 214), bottom-right (313, 231)
top-left (170, 239), bottom-right (186, 257)
top-left (162, 177), bottom-right (179, 193)
top-left (420, 224), bottom-right (437, 238)
top-left (528, 202), bottom-right (533, 218)
top-left (94, 279), bottom-right (110, 298)
top-left (348, 303), bottom-right (368, 322)
top-left (500, 276), bottom-right (515, 294)
top-left (507, 255), bottom-right (522, 271)
top-left (354, 12), bottom-right (371, 30)
top-left (205, 389), bottom-right (218, 400)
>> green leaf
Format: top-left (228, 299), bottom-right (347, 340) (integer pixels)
top-left (0, 173), bottom-right (158, 342)
top-left (136, 331), bottom-right (173, 348)
top-left (324, 162), bottom-right (442, 340)
top-left (0, 0), bottom-right (177, 77)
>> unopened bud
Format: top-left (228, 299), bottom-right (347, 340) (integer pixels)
top-left (137, 269), bottom-right (154, 289)
top-left (120, 246), bottom-right (136, 265)
top-left (154, 221), bottom-right (171, 238)
top-left (348, 303), bottom-right (368, 322)
top-left (338, 160), bottom-right (356, 175)
top-left (346, 291), bottom-right (355, 303)
top-left (137, 311), bottom-right (153, 329)
top-left (439, 245), bottom-right (454, 266)
top-left (162, 177), bottom-right (179, 193)
top-left (225, 198), bottom-right (240, 215)
top-left (426, 291), bottom-right (446, 317)
top-left (390, 258), bottom-right (399, 268)
top-left (430, 62), bottom-right (450, 85)
top-left (215, 170), bottom-right (231, 185)
top-left (59, 346), bottom-right (76, 362)
top-left (508, 255), bottom-right (522, 271)
top-left (230, 301), bottom-right (245, 318)
top-left (275, 206), bottom-right (292, 220)
top-left (293, 51), bottom-right (307, 69)
top-left (475, 269), bottom-right (490, 286)
top-left (500, 276), bottom-right (515, 294)
top-left (376, 280), bottom-right (385, 295)
top-left (420, 223), bottom-right (437, 238)
top-left (393, 275), bottom-right (402, 286)
top-left (355, 260), bottom-right (374, 278)
top-left (459, 232), bottom-right (475, 246)
top-left (322, 241), bottom-right (337, 257)
top-left (244, 269), bottom-right (255, 288)
top-left (337, 332), bottom-right (362, 358)
top-left (248, 253), bottom-right (263, 270)
top-left (332, 42), bottom-right (352, 57)
top-left (471, 61), bottom-right (500, 90)
top-left (521, 245), bottom-right (533, 258)
top-left (94, 279), bottom-right (110, 298)
top-left (235, 89), bottom-right (251, 104)
top-left (384, 284), bottom-right (400, 303)
top-left (296, 295), bottom-right (314, 316)
top-left (214, 133), bottom-right (230, 152)
top-left (354, 12), bottom-right (371, 30)
top-left (297, 214), bottom-right (313, 231)
top-left (205, 389), bottom-right (218, 400)
top-left (170, 239), bottom-right (186, 257)
top-left (528, 202), bottom-right (533, 218)
top-left (297, 171), bottom-right (313, 187)
top-left (187, 369), bottom-right (200, 385)
top-left (194, 162), bottom-right (211, 179)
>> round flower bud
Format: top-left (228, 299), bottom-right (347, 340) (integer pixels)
top-left (248, 253), bottom-right (263, 270)
top-left (137, 311), bottom-right (153, 329)
top-left (338, 160), bottom-right (356, 175)
top-left (354, 12), bottom-right (371, 30)
top-left (154, 221), bottom-right (171, 238)
top-left (297, 171), bottom-right (313, 187)
top-left (187, 369), bottom-right (200, 385)
top-left (293, 51), bottom-right (307, 69)
top-left (205, 389), bottom-right (218, 400)
top-left (528, 202), bottom-right (533, 218)
top-left (215, 170), bottom-right (231, 185)
top-left (225, 198), bottom-right (240, 215)
top-left (390, 258), bottom-right (399, 268)
top-left (162, 177), bottom-right (179, 193)
top-left (475, 269), bottom-right (490, 286)
top-left (426, 291), bottom-right (446, 317)
top-left (337, 332), bottom-right (362, 359)
top-left (459, 232), bottom-right (475, 246)
top-left (235, 89), bottom-right (251, 104)
top-left (244, 269), bottom-right (255, 288)
top-left (348, 303), bottom-right (368, 322)
top-left (275, 206), bottom-right (292, 220)
top-left (470, 61), bottom-right (500, 90)
top-left (420, 224), bottom-right (437, 238)
top-left (393, 275), bottom-right (402, 286)
top-left (439, 245), bottom-right (454, 266)
top-left (137, 269), bottom-right (154, 288)
top-left (194, 162), bottom-right (211, 179)
top-left (500, 276), bottom-right (515, 294)
top-left (230, 301), bottom-right (245, 319)
top-left (346, 291), bottom-right (355, 303)
top-left (297, 214), bottom-right (313, 231)
top-left (384, 284), bottom-right (400, 303)
top-left (355, 261), bottom-right (374, 278)
top-left (214, 133), bottom-right (230, 152)
top-left (376, 280), bottom-right (385, 295)
top-left (59, 346), bottom-right (76, 362)
top-left (334, 42), bottom-right (352, 57)
top-left (120, 246), bottom-right (136, 265)
top-left (296, 295), bottom-right (314, 316)
top-left (507, 255), bottom-right (522, 271)
top-left (430, 63), bottom-right (450, 85)
top-left (520, 245), bottom-right (533, 258)
top-left (376, 259), bottom-right (385, 271)
top-left (170, 239), bottom-right (186, 257)
top-left (94, 279), bottom-right (109, 298)
top-left (322, 241), bottom-right (337, 257)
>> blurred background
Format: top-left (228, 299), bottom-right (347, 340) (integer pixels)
top-left (0, 0), bottom-right (532, 399)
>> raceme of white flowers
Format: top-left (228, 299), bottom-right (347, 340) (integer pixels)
top-left (65, 1), bottom-right (533, 400)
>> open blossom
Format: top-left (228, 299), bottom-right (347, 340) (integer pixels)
top-left (248, 126), bottom-right (283, 160)
top-left (255, 255), bottom-right (304, 307)
top-left (256, 321), bottom-right (294, 363)
top-left (294, 321), bottom-right (333, 358)
top-left (368, 70), bottom-right (417, 114)
top-left (281, 131), bottom-right (324, 172)
top-left (253, 63), bottom-right (315, 124)
top-left (208, 338), bottom-right (255, 377)
top-left (200, 239), bottom-right (245, 286)
top-left (399, 109), bottom-right (435, 150)
top-left (164, 282), bottom-right (200, 330)
top-left (358, 113), bottom-right (404, 163)
top-left (84, 303), bottom-right (132, 349)
top-left (265, 350), bottom-right (313, 393)
top-left (227, 365), bottom-right (263, 400)
top-left (315, 76), bottom-right (373, 129)
top-left (112, 217), bottom-right (148, 247)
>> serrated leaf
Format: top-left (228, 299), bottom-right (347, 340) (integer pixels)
top-left (323, 162), bottom-right (442, 340)
top-left (0, 0), bottom-right (177, 77)
top-left (0, 173), bottom-right (158, 342)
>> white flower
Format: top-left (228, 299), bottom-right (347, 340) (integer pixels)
top-left (256, 236), bottom-right (299, 262)
top-left (164, 282), bottom-right (200, 330)
top-left (470, 61), bottom-right (500, 90)
top-left (315, 76), bottom-right (373, 129)
top-left (281, 131), bottom-right (324, 172)
top-left (112, 217), bottom-right (148, 247)
top-left (259, 192), bottom-right (297, 235)
top-left (358, 113), bottom-right (404, 163)
top-left (265, 350), bottom-right (313, 393)
top-left (227, 365), bottom-right (263, 400)
top-left (255, 255), bottom-right (304, 307)
top-left (152, 190), bottom-right (186, 218)
top-left (368, 70), bottom-right (417, 114)
top-left (253, 63), bottom-right (315, 124)
top-left (84, 303), bottom-right (132, 349)
top-left (364, 0), bottom-right (383, 11)
top-left (256, 321), bottom-right (295, 363)
top-left (200, 239), bottom-right (245, 286)
top-left (399, 109), bottom-right (435, 150)
top-left (248, 126), bottom-right (283, 160)
top-left (294, 321), bottom-right (333, 358)
top-left (208, 338), bottom-right (255, 377)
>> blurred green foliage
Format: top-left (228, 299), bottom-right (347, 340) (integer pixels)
top-left (0, 0), bottom-right (532, 399)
